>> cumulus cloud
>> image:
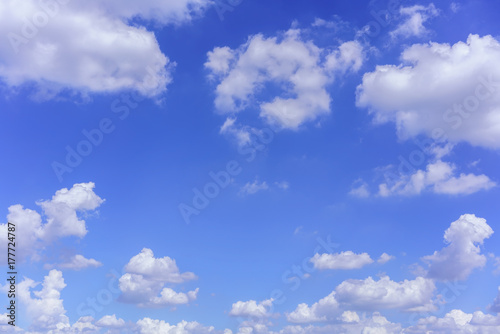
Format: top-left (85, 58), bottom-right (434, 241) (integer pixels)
top-left (335, 276), bottom-right (436, 312)
top-left (356, 34), bottom-right (500, 149)
top-left (378, 159), bottom-right (496, 196)
top-left (44, 254), bottom-right (102, 271)
top-left (0, 182), bottom-right (104, 263)
top-left (136, 318), bottom-right (217, 334)
top-left (310, 251), bottom-right (374, 270)
top-left (422, 214), bottom-right (494, 281)
top-left (390, 4), bottom-right (439, 39)
top-left (17, 269), bottom-right (70, 331)
top-left (229, 298), bottom-right (274, 318)
top-left (287, 292), bottom-right (338, 323)
top-left (95, 314), bottom-right (126, 328)
top-left (206, 28), bottom-right (364, 131)
top-left (0, 0), bottom-right (213, 98)
top-left (406, 309), bottom-right (500, 333)
top-left (118, 248), bottom-right (198, 307)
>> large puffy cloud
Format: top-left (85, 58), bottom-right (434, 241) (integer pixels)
top-left (356, 34), bottom-right (500, 149)
top-left (206, 28), bottom-right (364, 131)
top-left (310, 251), bottom-right (373, 270)
top-left (0, 182), bottom-right (104, 263)
top-left (17, 269), bottom-right (70, 331)
top-left (118, 248), bottom-right (198, 307)
top-left (422, 214), bottom-right (494, 281)
top-left (0, 0), bottom-right (213, 98)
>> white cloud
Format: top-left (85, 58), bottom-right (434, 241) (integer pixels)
top-left (390, 4), bottom-right (439, 39)
top-left (377, 253), bottom-right (395, 264)
top-left (44, 254), bottom-right (102, 271)
top-left (349, 181), bottom-right (370, 198)
top-left (310, 251), bottom-right (374, 270)
top-left (0, 182), bottom-right (104, 263)
top-left (335, 276), bottom-right (436, 312)
top-left (206, 28), bottom-right (364, 130)
top-left (0, 0), bottom-right (213, 98)
top-left (96, 314), bottom-right (126, 328)
top-left (118, 248), bottom-right (198, 307)
top-left (229, 298), bottom-right (274, 318)
top-left (17, 269), bottom-right (70, 331)
top-left (356, 34), bottom-right (500, 149)
top-left (378, 160), bottom-right (496, 196)
top-left (406, 309), bottom-right (500, 333)
top-left (136, 318), bottom-right (217, 334)
top-left (239, 180), bottom-right (269, 196)
top-left (422, 214), bottom-right (494, 281)
top-left (287, 292), bottom-right (339, 323)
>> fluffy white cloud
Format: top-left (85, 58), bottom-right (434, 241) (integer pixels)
top-left (310, 251), bottom-right (374, 270)
top-left (287, 292), bottom-right (338, 323)
top-left (119, 248), bottom-right (198, 307)
top-left (206, 28), bottom-right (364, 130)
top-left (229, 298), bottom-right (274, 318)
top-left (44, 254), bottom-right (102, 271)
top-left (378, 160), bottom-right (496, 196)
top-left (95, 314), bottom-right (126, 328)
top-left (390, 4), bottom-right (439, 39)
top-left (423, 214), bottom-right (494, 281)
top-left (356, 34), bottom-right (500, 149)
top-left (377, 253), bottom-right (395, 264)
top-left (0, 182), bottom-right (104, 263)
top-left (0, 0), bottom-right (213, 98)
top-left (136, 318), bottom-right (217, 334)
top-left (335, 276), bottom-right (436, 312)
top-left (17, 270), bottom-right (70, 331)
top-left (405, 309), bottom-right (500, 333)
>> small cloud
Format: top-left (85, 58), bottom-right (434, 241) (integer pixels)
top-left (349, 181), bottom-right (370, 198)
top-left (294, 226), bottom-right (303, 235)
top-left (275, 181), bottom-right (290, 190)
top-left (450, 2), bottom-right (460, 13)
top-left (239, 179), bottom-right (269, 196)
top-left (44, 254), bottom-right (102, 271)
top-left (377, 253), bottom-right (395, 264)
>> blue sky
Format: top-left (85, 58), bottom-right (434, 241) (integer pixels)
top-left (1, 0), bottom-right (500, 333)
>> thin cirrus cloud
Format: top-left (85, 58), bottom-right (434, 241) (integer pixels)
top-left (0, 0), bottom-right (211, 99)
top-left (44, 254), bottom-right (103, 271)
